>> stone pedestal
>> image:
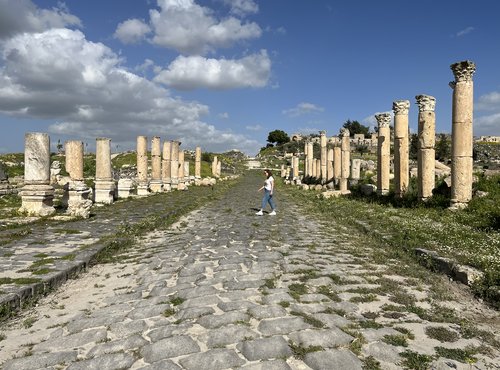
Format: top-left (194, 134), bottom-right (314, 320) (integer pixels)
top-left (162, 141), bottom-right (172, 192)
top-left (137, 136), bottom-right (149, 195)
top-left (19, 132), bottom-right (55, 216)
top-left (393, 100), bottom-right (410, 198)
top-left (117, 178), bottom-right (135, 198)
top-left (416, 95), bottom-right (436, 200)
top-left (340, 128), bottom-right (350, 193)
top-left (450, 60), bottom-right (475, 209)
top-left (94, 138), bottom-right (115, 204)
top-left (195, 147), bottom-right (201, 179)
top-left (150, 136), bottom-right (163, 193)
top-left (375, 113), bottom-right (391, 195)
top-left (320, 131), bottom-right (327, 183)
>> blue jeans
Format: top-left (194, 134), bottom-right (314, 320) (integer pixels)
top-left (261, 189), bottom-right (276, 210)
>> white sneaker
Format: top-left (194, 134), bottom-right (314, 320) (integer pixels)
top-left (269, 210), bottom-right (276, 215)
top-left (256, 210), bottom-right (263, 215)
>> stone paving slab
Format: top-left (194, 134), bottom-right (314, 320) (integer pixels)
top-left (0, 171), bottom-right (499, 369)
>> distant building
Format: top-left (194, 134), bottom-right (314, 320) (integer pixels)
top-left (478, 135), bottom-right (500, 143)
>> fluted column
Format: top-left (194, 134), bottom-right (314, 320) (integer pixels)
top-left (393, 100), bottom-right (410, 198)
top-left (450, 60), bottom-right (476, 209)
top-left (195, 147), bottom-right (201, 178)
top-left (340, 128), bottom-right (350, 193)
top-left (19, 132), bottom-right (55, 216)
top-left (162, 141), bottom-right (172, 192)
top-left (320, 131), bottom-right (327, 183)
top-left (136, 136), bottom-right (149, 195)
top-left (416, 95), bottom-right (436, 201)
top-left (375, 113), bottom-right (391, 195)
top-left (170, 141), bottom-right (180, 189)
top-left (94, 137), bottom-right (115, 204)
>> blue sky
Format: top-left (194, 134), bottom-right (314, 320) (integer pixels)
top-left (0, 0), bottom-right (499, 156)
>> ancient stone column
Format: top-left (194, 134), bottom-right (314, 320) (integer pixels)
top-left (333, 146), bottom-right (341, 186)
top-left (170, 141), bottom-right (180, 189)
top-left (94, 138), bottom-right (115, 204)
top-left (307, 142), bottom-right (314, 178)
top-left (195, 147), bottom-right (201, 179)
top-left (217, 161), bottom-right (222, 177)
top-left (117, 178), bottom-right (134, 198)
top-left (292, 155), bottom-right (299, 179)
top-left (327, 148), bottom-right (334, 186)
top-left (350, 158), bottom-right (361, 183)
top-left (150, 136), bottom-right (163, 193)
top-left (303, 141), bottom-right (309, 179)
top-left (212, 156), bottom-right (218, 178)
top-left (184, 161), bottom-right (190, 182)
top-left (340, 128), bottom-right (350, 193)
top-left (320, 130), bottom-right (327, 183)
top-left (393, 100), bottom-right (410, 198)
top-left (450, 60), bottom-right (476, 209)
top-left (281, 164), bottom-right (286, 178)
top-left (178, 150), bottom-right (185, 190)
top-left (137, 136), bottom-right (149, 195)
top-left (416, 95), bottom-right (436, 201)
top-left (375, 113), bottom-right (391, 195)
top-left (162, 141), bottom-right (172, 192)
top-left (64, 140), bottom-right (92, 218)
top-left (19, 132), bottom-right (55, 216)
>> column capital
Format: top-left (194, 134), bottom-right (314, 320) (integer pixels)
top-left (415, 94), bottom-right (436, 112)
top-left (339, 127), bottom-right (350, 137)
top-left (392, 100), bottom-right (410, 115)
top-left (375, 113), bottom-right (391, 128)
top-left (319, 130), bottom-right (326, 136)
top-left (450, 60), bottom-right (476, 82)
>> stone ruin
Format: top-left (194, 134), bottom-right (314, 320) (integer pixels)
top-left (284, 60), bottom-right (478, 209)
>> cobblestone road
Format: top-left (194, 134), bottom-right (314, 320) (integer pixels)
top-left (1, 171), bottom-right (498, 369)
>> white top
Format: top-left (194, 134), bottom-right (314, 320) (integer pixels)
top-left (264, 176), bottom-right (274, 191)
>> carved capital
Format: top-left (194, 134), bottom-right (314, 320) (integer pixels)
top-left (415, 95), bottom-right (436, 112)
top-left (339, 128), bottom-right (350, 137)
top-left (392, 100), bottom-right (410, 115)
top-left (375, 113), bottom-right (391, 128)
top-left (319, 130), bottom-right (326, 136)
top-left (450, 60), bottom-right (476, 82)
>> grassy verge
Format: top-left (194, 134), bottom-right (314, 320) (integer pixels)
top-left (281, 176), bottom-right (500, 308)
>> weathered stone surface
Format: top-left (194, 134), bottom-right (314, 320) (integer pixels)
top-left (2, 351), bottom-right (78, 370)
top-left (258, 317), bottom-right (311, 335)
top-left (140, 335), bottom-right (200, 363)
top-left (179, 349), bottom-right (245, 370)
top-left (237, 337), bottom-right (292, 361)
top-left (66, 352), bottom-right (136, 370)
top-left (33, 328), bottom-right (107, 352)
top-left (288, 328), bottom-right (353, 348)
top-left (304, 349), bottom-right (363, 370)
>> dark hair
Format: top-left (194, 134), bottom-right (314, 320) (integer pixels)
top-left (264, 169), bottom-right (273, 178)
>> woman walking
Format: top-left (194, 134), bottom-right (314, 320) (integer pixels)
top-left (256, 169), bottom-right (276, 215)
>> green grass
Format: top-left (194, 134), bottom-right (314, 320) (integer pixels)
top-left (434, 346), bottom-right (478, 363)
top-left (425, 326), bottom-right (459, 342)
top-left (290, 311), bottom-right (324, 328)
top-left (382, 334), bottom-right (408, 347)
top-left (399, 350), bottom-right (433, 370)
top-left (288, 283), bottom-right (308, 300)
top-left (289, 341), bottom-right (323, 360)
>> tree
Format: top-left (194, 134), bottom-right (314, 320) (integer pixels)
top-left (435, 134), bottom-right (451, 162)
top-left (409, 133), bottom-right (418, 160)
top-left (267, 130), bottom-right (290, 145)
top-left (342, 120), bottom-right (369, 137)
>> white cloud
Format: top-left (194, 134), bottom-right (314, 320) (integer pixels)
top-left (474, 113), bottom-right (500, 136)
top-left (222, 0), bottom-right (259, 16)
top-left (456, 26), bottom-right (474, 37)
top-left (148, 0), bottom-right (262, 55)
top-left (245, 124), bottom-right (262, 131)
top-left (476, 91), bottom-right (500, 111)
top-left (283, 102), bottom-right (324, 117)
top-left (218, 112), bottom-right (229, 119)
top-left (0, 28), bottom-right (260, 154)
top-left (0, 0), bottom-right (81, 39)
top-left (296, 127), bottom-right (321, 135)
top-left (154, 50), bottom-right (271, 90)
top-left (114, 18), bottom-right (151, 44)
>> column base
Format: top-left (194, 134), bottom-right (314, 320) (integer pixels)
top-left (149, 180), bottom-right (163, 193)
top-left (171, 179), bottom-right (179, 190)
top-left (137, 183), bottom-right (149, 196)
top-left (19, 184), bottom-right (55, 216)
top-left (94, 180), bottom-right (115, 204)
top-left (117, 178), bottom-right (135, 198)
top-left (67, 185), bottom-right (92, 218)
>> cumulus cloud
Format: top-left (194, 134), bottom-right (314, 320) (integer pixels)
top-left (154, 50), bottom-right (271, 89)
top-left (114, 18), bottom-right (151, 44)
top-left (283, 102), bottom-right (325, 117)
top-left (456, 26), bottom-right (474, 37)
top-left (474, 91), bottom-right (500, 136)
top-left (147, 0), bottom-right (262, 55)
top-left (0, 0), bottom-right (81, 39)
top-left (218, 112), bottom-right (229, 119)
top-left (0, 28), bottom-right (260, 153)
top-left (476, 91), bottom-right (500, 111)
top-left (222, 0), bottom-right (259, 16)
